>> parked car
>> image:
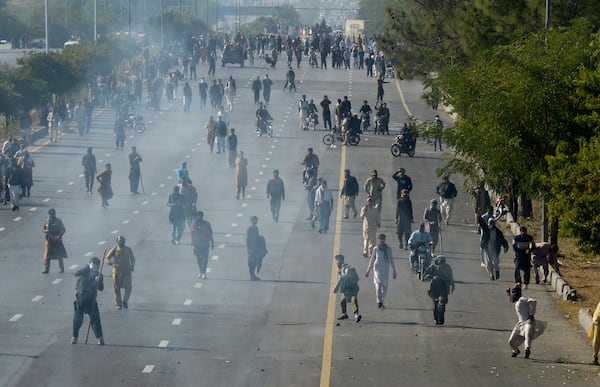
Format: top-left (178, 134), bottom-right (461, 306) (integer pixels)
top-left (221, 44), bottom-right (245, 67)
top-left (30, 38), bottom-right (46, 49)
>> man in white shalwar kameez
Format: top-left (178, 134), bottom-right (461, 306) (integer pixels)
top-left (365, 234), bottom-right (396, 308)
top-left (507, 284), bottom-right (539, 359)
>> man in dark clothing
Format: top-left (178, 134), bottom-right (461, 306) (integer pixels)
top-left (43, 208), bottom-right (67, 273)
top-left (262, 74), bottom-right (273, 104)
top-left (226, 128), bottom-right (238, 167)
top-left (198, 78), bottom-right (208, 108)
top-left (191, 211), bottom-right (214, 279)
top-left (246, 216), bottom-right (267, 281)
top-left (71, 257), bottom-right (104, 345)
top-left (513, 226), bottom-right (535, 288)
top-left (392, 168), bottom-right (413, 199)
top-left (436, 176), bottom-right (458, 225)
top-left (333, 254), bottom-right (361, 322)
top-left (320, 95), bottom-right (332, 130)
top-left (252, 76), bottom-right (262, 104)
top-left (340, 169), bottom-right (359, 219)
top-left (183, 82), bottom-right (192, 112)
top-left (6, 158), bottom-right (24, 211)
top-left (128, 146), bottom-right (142, 194)
top-left (215, 116), bottom-right (228, 154)
top-left (169, 199), bottom-right (186, 244)
top-left (340, 96), bottom-right (352, 119)
top-left (266, 169), bottom-right (285, 222)
top-left (96, 163), bottom-right (113, 208)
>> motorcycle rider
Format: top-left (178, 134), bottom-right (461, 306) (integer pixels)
top-left (359, 100), bottom-right (372, 131)
top-left (375, 103), bottom-right (390, 134)
top-left (255, 102), bottom-right (273, 134)
top-left (408, 223), bottom-right (433, 271)
top-left (307, 99), bottom-right (319, 128)
top-left (424, 199), bottom-right (443, 254)
top-left (399, 123), bottom-right (415, 148)
top-left (425, 255), bottom-right (455, 325)
top-left (344, 114), bottom-right (361, 145)
top-left (301, 147), bottom-right (320, 180)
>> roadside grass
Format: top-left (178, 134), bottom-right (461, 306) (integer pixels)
top-left (518, 201), bottom-right (600, 325)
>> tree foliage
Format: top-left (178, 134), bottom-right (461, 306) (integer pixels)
top-left (437, 21), bottom-right (593, 198)
top-left (380, 0), bottom-right (600, 78)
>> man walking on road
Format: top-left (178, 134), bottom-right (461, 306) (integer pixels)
top-left (479, 217), bottom-right (509, 281)
top-left (105, 235), bottom-right (135, 310)
top-left (333, 255), bottom-right (362, 322)
top-left (96, 163), bottom-right (113, 208)
top-left (128, 146), bottom-right (142, 194)
top-left (42, 208), bottom-right (67, 274)
top-left (246, 216), bottom-right (267, 281)
top-left (262, 74), bottom-right (273, 105)
top-left (71, 257), bottom-right (104, 345)
top-left (365, 234), bottom-right (396, 309)
top-left (392, 168), bottom-right (413, 199)
top-left (364, 169), bottom-right (386, 210)
top-left (360, 197), bottom-right (380, 257)
top-left (266, 169), bottom-right (285, 222)
top-left (314, 179), bottom-right (334, 234)
top-left (340, 169), bottom-right (359, 219)
top-left (82, 147), bottom-right (97, 194)
top-left (436, 176), bottom-right (457, 225)
top-left (513, 226), bottom-right (535, 288)
top-left (226, 128), bottom-right (238, 167)
top-left (191, 211), bottom-right (214, 280)
top-left (252, 76), bottom-right (262, 104)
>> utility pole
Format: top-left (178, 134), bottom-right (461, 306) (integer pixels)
top-left (45, 0), bottom-right (49, 52)
top-left (542, 0), bottom-right (551, 242)
top-left (94, 0), bottom-right (97, 41)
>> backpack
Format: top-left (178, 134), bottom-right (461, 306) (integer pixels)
top-left (343, 266), bottom-right (360, 286)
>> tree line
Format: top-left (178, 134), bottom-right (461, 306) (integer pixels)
top-left (366, 0), bottom-right (600, 253)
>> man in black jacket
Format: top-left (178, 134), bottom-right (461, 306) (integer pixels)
top-left (71, 257), bottom-right (104, 345)
top-left (340, 169), bottom-right (359, 219)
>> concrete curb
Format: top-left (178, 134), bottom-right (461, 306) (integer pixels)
top-left (504, 211), bottom-right (592, 335)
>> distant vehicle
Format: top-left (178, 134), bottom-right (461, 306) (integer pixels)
top-left (221, 44), bottom-right (245, 67)
top-left (30, 38), bottom-right (46, 49)
top-left (0, 39), bottom-right (8, 45)
top-left (63, 40), bottom-right (79, 48)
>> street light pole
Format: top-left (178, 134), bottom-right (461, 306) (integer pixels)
top-left (128, 0), bottom-right (132, 36)
top-left (44, 0), bottom-right (49, 52)
top-left (160, 0), bottom-right (164, 49)
top-left (94, 0), bottom-right (97, 42)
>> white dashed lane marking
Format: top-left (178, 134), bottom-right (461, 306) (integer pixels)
top-left (68, 181), bottom-right (74, 185)
top-left (69, 264), bottom-right (79, 270)
top-left (133, 210), bottom-right (140, 215)
top-left (225, 233), bottom-right (232, 237)
top-left (246, 195), bottom-right (252, 198)
top-left (158, 340), bottom-right (169, 348)
top-left (218, 243), bottom-right (225, 248)
top-left (236, 213), bottom-right (243, 217)
top-left (122, 219), bottom-right (130, 224)
top-left (51, 279), bottom-right (63, 285)
top-left (13, 217), bottom-right (22, 222)
top-left (56, 189), bottom-right (63, 193)
top-left (98, 241), bottom-right (107, 245)
top-left (184, 299), bottom-right (193, 305)
top-left (110, 230), bottom-right (119, 235)
top-left (29, 207), bottom-right (37, 212)
top-left (172, 318), bottom-right (182, 325)
top-left (142, 365), bottom-right (155, 374)
top-left (0, 227), bottom-right (5, 232)
top-left (194, 282), bottom-right (203, 288)
top-left (43, 198), bottom-right (50, 202)
top-left (84, 251), bottom-right (94, 257)
top-left (142, 201), bottom-right (149, 205)
top-left (9, 314), bottom-right (23, 322)
top-left (241, 203), bottom-right (248, 208)
top-left (232, 223), bottom-right (238, 227)
top-left (258, 171), bottom-right (263, 175)
top-left (159, 184), bottom-right (165, 188)
top-left (206, 268), bottom-right (212, 273)
top-left (211, 255), bottom-right (219, 261)
top-left (32, 295), bottom-right (44, 302)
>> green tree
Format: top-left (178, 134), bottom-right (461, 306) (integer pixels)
top-left (436, 22), bottom-right (593, 217)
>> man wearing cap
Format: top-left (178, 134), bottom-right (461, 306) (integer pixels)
top-left (266, 169), bottom-right (285, 222)
top-left (71, 257), bottom-right (104, 345)
top-left (507, 284), bottom-right (537, 359)
top-left (364, 170), bottom-right (385, 210)
top-left (43, 208), bottom-right (67, 273)
top-left (96, 163), bottom-right (113, 208)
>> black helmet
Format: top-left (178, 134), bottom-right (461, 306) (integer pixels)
top-left (435, 255), bottom-right (446, 265)
top-left (90, 257), bottom-right (101, 266)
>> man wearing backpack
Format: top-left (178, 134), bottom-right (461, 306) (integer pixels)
top-left (71, 257), bottom-right (104, 345)
top-left (333, 255), bottom-right (362, 322)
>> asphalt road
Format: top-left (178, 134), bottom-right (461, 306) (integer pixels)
top-left (0, 58), bottom-right (598, 387)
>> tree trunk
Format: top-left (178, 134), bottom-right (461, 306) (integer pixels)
top-left (520, 193), bottom-right (533, 218)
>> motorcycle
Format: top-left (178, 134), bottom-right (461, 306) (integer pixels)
top-left (322, 127), bottom-right (360, 146)
top-left (303, 112), bottom-right (318, 131)
top-left (374, 114), bottom-right (389, 135)
top-left (257, 119), bottom-right (273, 137)
top-left (361, 111), bottom-right (371, 132)
top-left (125, 114), bottom-right (146, 134)
top-left (410, 242), bottom-right (432, 281)
top-left (391, 133), bottom-right (416, 157)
